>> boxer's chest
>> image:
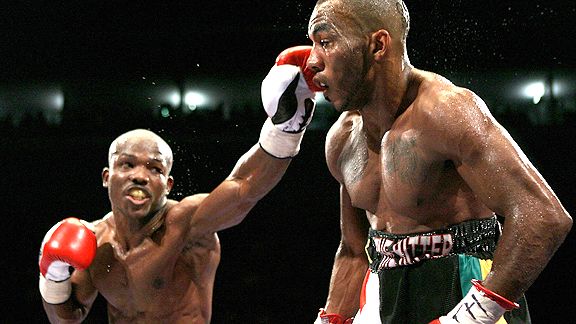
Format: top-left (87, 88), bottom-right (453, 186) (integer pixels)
top-left (342, 129), bottom-right (446, 217)
top-left (90, 237), bottom-right (193, 313)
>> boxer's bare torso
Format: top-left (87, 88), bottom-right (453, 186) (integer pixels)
top-left (307, 1), bottom-right (572, 319)
top-left (40, 61), bottom-right (315, 322)
top-left (89, 200), bottom-right (220, 324)
top-left (326, 69), bottom-right (494, 234)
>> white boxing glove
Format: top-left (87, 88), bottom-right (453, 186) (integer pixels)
top-left (259, 45), bottom-right (321, 158)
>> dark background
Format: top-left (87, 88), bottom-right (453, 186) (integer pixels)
top-left (1, 0), bottom-right (575, 323)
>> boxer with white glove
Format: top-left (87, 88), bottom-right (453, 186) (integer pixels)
top-left (259, 45), bottom-right (322, 158)
top-left (39, 217), bottom-right (97, 304)
top-left (430, 279), bottom-right (519, 324)
top-left (37, 47), bottom-right (324, 322)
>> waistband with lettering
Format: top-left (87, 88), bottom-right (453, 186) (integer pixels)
top-left (366, 216), bottom-right (501, 271)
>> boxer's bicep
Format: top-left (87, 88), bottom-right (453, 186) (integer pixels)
top-left (450, 99), bottom-right (571, 300)
top-left (425, 88), bottom-right (543, 215)
top-left (456, 112), bottom-right (553, 219)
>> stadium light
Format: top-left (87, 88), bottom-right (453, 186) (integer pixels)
top-left (523, 81), bottom-right (546, 105)
top-left (168, 91), bottom-right (181, 107)
top-left (184, 91), bottom-right (207, 111)
top-left (48, 90), bottom-right (64, 112)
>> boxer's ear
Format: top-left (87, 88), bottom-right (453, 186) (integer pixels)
top-left (102, 168), bottom-right (109, 188)
top-left (166, 176), bottom-right (174, 195)
top-left (371, 29), bottom-right (391, 62)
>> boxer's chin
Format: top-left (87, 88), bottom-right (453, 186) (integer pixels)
top-left (332, 99), bottom-right (351, 113)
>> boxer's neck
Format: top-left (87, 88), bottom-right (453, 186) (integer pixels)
top-left (113, 205), bottom-right (167, 251)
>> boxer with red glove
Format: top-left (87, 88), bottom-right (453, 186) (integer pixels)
top-left (39, 217), bottom-right (97, 304)
top-left (259, 45), bottom-right (322, 158)
top-left (37, 47), bottom-right (324, 323)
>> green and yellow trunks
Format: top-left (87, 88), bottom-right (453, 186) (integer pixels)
top-left (361, 216), bottom-right (531, 323)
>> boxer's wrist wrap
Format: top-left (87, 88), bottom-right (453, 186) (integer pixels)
top-left (438, 279), bottom-right (519, 323)
top-left (39, 274), bottom-right (72, 304)
top-left (471, 279), bottom-right (520, 310)
top-left (314, 308), bottom-right (354, 324)
top-left (259, 118), bottom-right (304, 158)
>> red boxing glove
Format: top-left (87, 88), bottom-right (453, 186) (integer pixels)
top-left (275, 45), bottom-right (323, 92)
top-left (39, 217), bottom-right (97, 304)
top-left (314, 308), bottom-right (354, 324)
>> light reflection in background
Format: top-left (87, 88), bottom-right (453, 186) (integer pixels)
top-left (1, 69), bottom-right (574, 128)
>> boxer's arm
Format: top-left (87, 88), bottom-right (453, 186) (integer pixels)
top-left (427, 88), bottom-right (571, 321)
top-left (184, 144), bottom-right (291, 237)
top-left (42, 268), bottom-right (99, 323)
top-left (179, 46), bottom-right (318, 238)
top-left (450, 90), bottom-right (570, 300)
top-left (39, 218), bottom-right (99, 323)
top-left (318, 185), bottom-right (369, 320)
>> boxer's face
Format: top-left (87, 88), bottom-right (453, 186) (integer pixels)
top-left (103, 137), bottom-right (173, 220)
top-left (308, 1), bottom-right (373, 112)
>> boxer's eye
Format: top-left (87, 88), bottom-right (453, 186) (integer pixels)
top-left (121, 162), bottom-right (133, 169)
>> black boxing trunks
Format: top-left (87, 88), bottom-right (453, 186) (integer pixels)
top-left (352, 216), bottom-right (531, 324)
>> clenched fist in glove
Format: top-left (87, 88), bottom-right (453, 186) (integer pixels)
top-left (39, 217), bottom-right (97, 304)
top-left (259, 45), bottom-right (322, 158)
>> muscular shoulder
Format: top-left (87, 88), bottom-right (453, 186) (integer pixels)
top-left (325, 111), bottom-right (361, 182)
top-left (410, 71), bottom-right (495, 160)
top-left (174, 194), bottom-right (208, 211)
top-left (165, 194), bottom-right (208, 225)
top-left (413, 71), bottom-right (477, 117)
top-left (86, 213), bottom-right (113, 243)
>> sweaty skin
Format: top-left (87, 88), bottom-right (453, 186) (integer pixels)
top-left (42, 129), bottom-right (292, 323)
top-left (308, 0), bottom-right (572, 319)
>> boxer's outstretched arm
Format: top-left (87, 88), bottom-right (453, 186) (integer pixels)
top-left (181, 46), bottom-right (319, 238)
top-left (186, 144), bottom-right (292, 237)
top-left (319, 185), bottom-right (369, 320)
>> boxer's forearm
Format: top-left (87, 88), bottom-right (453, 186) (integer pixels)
top-left (187, 144), bottom-right (290, 235)
top-left (323, 245), bottom-right (368, 318)
top-left (43, 299), bottom-right (88, 324)
top-left (483, 205), bottom-right (572, 301)
top-left (188, 46), bottom-right (319, 236)
top-left (226, 144), bottom-right (292, 202)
